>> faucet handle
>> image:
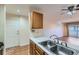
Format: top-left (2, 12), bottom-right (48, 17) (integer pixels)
top-left (61, 41), bottom-right (67, 47)
top-left (55, 39), bottom-right (59, 44)
top-left (53, 38), bottom-right (59, 44)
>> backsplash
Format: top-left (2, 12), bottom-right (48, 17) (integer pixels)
top-left (31, 29), bottom-right (44, 37)
top-left (43, 23), bottom-right (63, 39)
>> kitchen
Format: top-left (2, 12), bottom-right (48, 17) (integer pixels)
top-left (29, 4), bottom-right (79, 55)
top-left (4, 4), bottom-right (79, 55)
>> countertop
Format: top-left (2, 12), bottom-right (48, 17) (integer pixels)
top-left (30, 37), bottom-right (55, 55)
top-left (30, 36), bottom-right (79, 55)
top-left (59, 37), bottom-right (79, 46)
top-left (58, 37), bottom-right (79, 51)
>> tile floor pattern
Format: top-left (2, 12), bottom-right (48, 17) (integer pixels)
top-left (6, 45), bottom-right (30, 55)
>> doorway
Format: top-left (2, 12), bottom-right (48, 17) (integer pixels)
top-left (6, 14), bottom-right (20, 48)
top-left (5, 14), bottom-right (30, 55)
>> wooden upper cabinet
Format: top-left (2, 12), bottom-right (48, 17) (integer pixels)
top-left (32, 11), bottom-right (43, 29)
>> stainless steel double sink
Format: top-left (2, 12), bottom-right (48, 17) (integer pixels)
top-left (39, 40), bottom-right (79, 55)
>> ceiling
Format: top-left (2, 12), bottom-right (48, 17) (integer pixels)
top-left (6, 4), bottom-right (72, 17)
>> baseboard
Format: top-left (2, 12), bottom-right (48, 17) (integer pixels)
top-left (19, 43), bottom-right (29, 46)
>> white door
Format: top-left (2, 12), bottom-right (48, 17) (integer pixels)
top-left (5, 17), bottom-right (20, 48)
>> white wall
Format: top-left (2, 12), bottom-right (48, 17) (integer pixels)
top-left (0, 5), bottom-right (5, 42)
top-left (43, 10), bottom-right (79, 39)
top-left (19, 17), bottom-right (30, 46)
top-left (43, 12), bottom-right (63, 39)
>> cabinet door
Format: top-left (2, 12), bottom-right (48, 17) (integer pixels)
top-left (34, 49), bottom-right (41, 55)
top-left (30, 40), bottom-right (47, 55)
top-left (35, 45), bottom-right (44, 55)
top-left (32, 11), bottom-right (43, 29)
top-left (30, 40), bottom-right (35, 55)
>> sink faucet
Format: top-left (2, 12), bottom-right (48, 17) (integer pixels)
top-left (49, 34), bottom-right (59, 44)
top-left (50, 34), bottom-right (58, 39)
top-left (49, 35), bottom-right (68, 47)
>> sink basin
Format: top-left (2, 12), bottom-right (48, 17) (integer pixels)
top-left (50, 45), bottom-right (76, 55)
top-left (39, 40), bottom-right (79, 55)
top-left (39, 40), bottom-right (56, 48)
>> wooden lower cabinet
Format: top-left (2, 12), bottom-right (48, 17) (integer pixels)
top-left (34, 49), bottom-right (41, 55)
top-left (30, 40), bottom-right (48, 55)
top-left (30, 40), bottom-right (35, 55)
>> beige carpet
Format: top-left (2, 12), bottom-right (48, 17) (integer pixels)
top-left (6, 45), bottom-right (30, 55)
